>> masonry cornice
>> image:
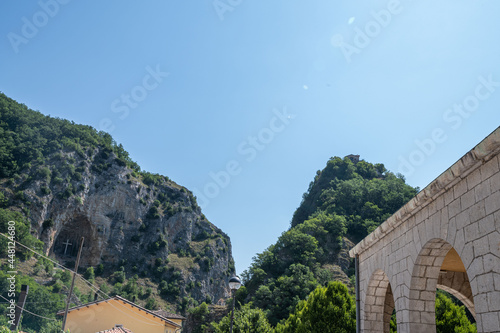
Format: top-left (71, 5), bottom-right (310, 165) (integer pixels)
top-left (349, 126), bottom-right (500, 258)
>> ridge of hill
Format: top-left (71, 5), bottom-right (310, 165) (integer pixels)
top-left (241, 156), bottom-right (419, 325)
top-left (0, 93), bottom-right (235, 332)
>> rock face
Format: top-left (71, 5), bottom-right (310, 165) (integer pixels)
top-left (4, 147), bottom-right (235, 306)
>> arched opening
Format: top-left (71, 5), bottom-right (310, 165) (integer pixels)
top-left (52, 215), bottom-right (97, 266)
top-left (364, 269), bottom-right (396, 333)
top-left (409, 238), bottom-right (475, 332)
top-left (437, 248), bottom-right (475, 319)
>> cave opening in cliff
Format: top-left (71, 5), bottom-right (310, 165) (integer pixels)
top-left (53, 215), bottom-right (94, 259)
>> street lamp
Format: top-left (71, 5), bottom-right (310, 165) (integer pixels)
top-left (228, 276), bottom-right (242, 333)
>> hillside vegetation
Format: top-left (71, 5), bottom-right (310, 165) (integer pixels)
top-left (0, 93), bottom-right (234, 332)
top-left (207, 156), bottom-right (476, 332)
top-left (240, 156), bottom-right (418, 325)
top-left (0, 93), bottom-right (477, 332)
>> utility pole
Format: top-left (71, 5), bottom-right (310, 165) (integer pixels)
top-left (10, 284), bottom-right (29, 331)
top-left (61, 237), bottom-right (84, 332)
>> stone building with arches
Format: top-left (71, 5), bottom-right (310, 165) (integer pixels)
top-left (349, 127), bottom-right (500, 332)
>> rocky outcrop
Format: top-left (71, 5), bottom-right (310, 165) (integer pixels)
top-left (183, 304), bottom-right (229, 333)
top-left (2, 147), bottom-right (235, 306)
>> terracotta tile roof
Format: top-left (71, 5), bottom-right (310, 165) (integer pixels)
top-left (96, 325), bottom-right (133, 333)
top-left (152, 309), bottom-right (186, 320)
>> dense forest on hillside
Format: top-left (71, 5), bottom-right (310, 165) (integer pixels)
top-left (0, 93), bottom-right (234, 332)
top-left (0, 92), bottom-right (141, 179)
top-left (193, 156), bottom-right (476, 332)
top-left (239, 156), bottom-right (418, 324)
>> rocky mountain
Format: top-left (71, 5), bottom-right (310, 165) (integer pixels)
top-left (0, 93), bottom-right (235, 312)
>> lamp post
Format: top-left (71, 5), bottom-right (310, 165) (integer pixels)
top-left (228, 276), bottom-right (242, 333)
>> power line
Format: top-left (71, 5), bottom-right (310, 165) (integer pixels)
top-left (0, 294), bottom-right (57, 322)
top-left (0, 231), bottom-right (175, 327)
top-left (0, 232), bottom-right (76, 274)
top-left (0, 301), bottom-right (63, 304)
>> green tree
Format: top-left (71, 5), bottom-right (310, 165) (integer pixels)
top-left (189, 302), bottom-right (211, 333)
top-left (272, 229), bottom-right (318, 270)
top-left (211, 303), bottom-right (273, 333)
top-left (83, 267), bottom-right (95, 281)
top-left (0, 192), bottom-right (7, 208)
top-left (253, 264), bottom-right (318, 325)
top-left (435, 292), bottom-right (476, 333)
top-left (0, 270), bottom-right (65, 333)
top-left (0, 209), bottom-right (43, 260)
top-left (296, 211), bottom-right (347, 253)
top-left (275, 281), bottom-right (356, 333)
top-left (390, 311), bottom-right (397, 333)
top-left (387, 292), bottom-right (476, 333)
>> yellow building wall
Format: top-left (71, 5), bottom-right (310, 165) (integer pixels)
top-left (170, 319), bottom-right (183, 327)
top-left (64, 299), bottom-right (179, 333)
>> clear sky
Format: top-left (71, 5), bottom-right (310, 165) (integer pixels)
top-left (1, 1), bottom-right (499, 274)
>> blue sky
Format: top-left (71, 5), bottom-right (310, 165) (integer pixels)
top-left (1, 1), bottom-right (499, 274)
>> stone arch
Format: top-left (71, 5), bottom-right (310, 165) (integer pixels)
top-left (409, 238), bottom-right (475, 332)
top-left (364, 269), bottom-right (396, 333)
top-left (349, 129), bottom-right (500, 333)
top-left (437, 272), bottom-right (475, 318)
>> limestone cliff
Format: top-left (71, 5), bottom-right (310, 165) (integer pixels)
top-left (2, 145), bottom-right (235, 306)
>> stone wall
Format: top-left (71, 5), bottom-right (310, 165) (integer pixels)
top-left (350, 127), bottom-right (500, 333)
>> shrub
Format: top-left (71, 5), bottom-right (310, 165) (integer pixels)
top-left (113, 270), bottom-right (126, 284)
top-left (60, 270), bottom-right (72, 284)
top-left (53, 177), bottom-right (64, 184)
top-left (37, 167), bottom-right (51, 181)
top-left (146, 206), bottom-right (160, 219)
top-left (40, 186), bottom-right (51, 195)
top-left (84, 267), bottom-right (95, 280)
top-left (95, 263), bottom-right (104, 276)
top-left (145, 297), bottom-right (158, 310)
top-left (59, 186), bottom-right (73, 199)
top-left (0, 192), bottom-right (7, 207)
top-left (42, 219), bottom-right (54, 229)
top-left (14, 190), bottom-right (25, 201)
top-left (52, 280), bottom-right (63, 293)
top-left (113, 282), bottom-right (123, 295)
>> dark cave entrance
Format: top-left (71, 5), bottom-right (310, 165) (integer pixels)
top-left (53, 215), bottom-right (94, 260)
